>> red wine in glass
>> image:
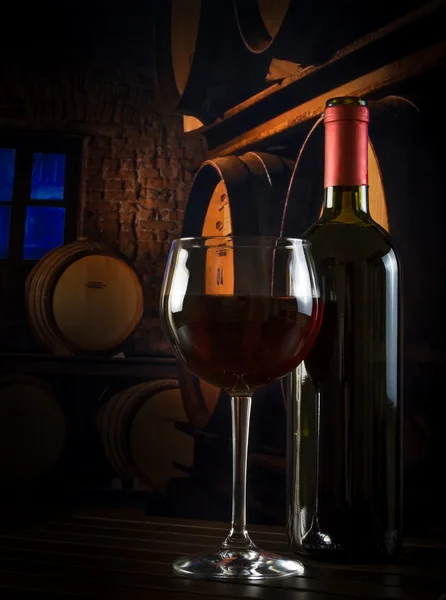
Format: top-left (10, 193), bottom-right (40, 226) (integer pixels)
top-left (169, 293), bottom-right (323, 391)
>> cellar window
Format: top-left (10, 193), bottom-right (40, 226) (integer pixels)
top-left (0, 135), bottom-right (82, 262)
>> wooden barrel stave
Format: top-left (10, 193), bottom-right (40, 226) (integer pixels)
top-left (182, 152), bottom-right (293, 238)
top-left (234, 0), bottom-right (429, 68)
top-left (104, 387), bottom-right (136, 480)
top-left (154, 0), bottom-right (217, 117)
top-left (111, 381), bottom-right (177, 482)
top-left (101, 383), bottom-right (159, 482)
top-left (36, 242), bottom-right (89, 354)
top-left (26, 242), bottom-right (87, 353)
top-left (234, 0), bottom-right (343, 65)
top-left (234, 0), bottom-right (292, 54)
top-left (27, 241), bottom-right (89, 354)
top-left (130, 384), bottom-right (193, 496)
top-left (154, 0), bottom-right (269, 123)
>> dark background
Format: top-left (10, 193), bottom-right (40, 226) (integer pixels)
top-left (0, 0), bottom-right (444, 540)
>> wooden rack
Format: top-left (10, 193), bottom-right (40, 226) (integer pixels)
top-left (189, 0), bottom-right (446, 155)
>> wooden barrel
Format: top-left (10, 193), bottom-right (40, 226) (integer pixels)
top-left (233, 0), bottom-right (343, 66)
top-left (234, 0), bottom-right (291, 53)
top-left (182, 151), bottom-right (293, 295)
top-left (153, 0), bottom-right (269, 123)
top-left (25, 240), bottom-right (144, 356)
top-left (234, 0), bottom-right (292, 54)
top-left (234, 1), bottom-right (428, 68)
top-left (182, 151), bottom-right (293, 238)
top-left (0, 375), bottom-right (65, 483)
top-left (98, 379), bottom-right (194, 496)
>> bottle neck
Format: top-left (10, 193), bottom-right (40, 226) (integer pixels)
top-left (322, 110), bottom-right (369, 223)
top-left (321, 185), bottom-right (370, 223)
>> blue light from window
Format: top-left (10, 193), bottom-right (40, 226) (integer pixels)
top-left (0, 148), bottom-right (16, 202)
top-left (31, 153), bottom-right (66, 200)
top-left (0, 205), bottom-right (12, 258)
top-left (24, 206), bottom-right (65, 260)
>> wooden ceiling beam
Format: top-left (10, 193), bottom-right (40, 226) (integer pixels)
top-left (189, 0), bottom-right (446, 155)
top-left (207, 39), bottom-right (446, 157)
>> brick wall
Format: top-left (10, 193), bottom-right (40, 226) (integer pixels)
top-left (0, 2), bottom-right (207, 355)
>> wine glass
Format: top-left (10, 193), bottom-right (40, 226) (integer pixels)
top-left (160, 236), bottom-right (322, 580)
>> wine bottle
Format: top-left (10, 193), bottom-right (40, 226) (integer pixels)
top-left (286, 97), bottom-right (402, 562)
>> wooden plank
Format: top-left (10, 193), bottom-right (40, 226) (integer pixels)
top-left (13, 522), bottom-right (291, 552)
top-left (0, 562), bottom-right (383, 600)
top-left (12, 509), bottom-right (446, 553)
top-left (0, 528), bottom-right (288, 559)
top-left (0, 538), bottom-right (444, 594)
top-left (1, 528), bottom-right (445, 585)
top-left (30, 510), bottom-right (446, 554)
top-left (207, 39), bottom-right (446, 157)
top-left (0, 512), bottom-right (444, 598)
top-left (0, 551), bottom-right (436, 600)
top-left (0, 588), bottom-right (106, 600)
top-left (0, 529), bottom-right (219, 553)
top-left (0, 570), bottom-right (250, 600)
top-left (1, 514), bottom-right (446, 575)
top-left (0, 353), bottom-right (177, 378)
top-left (68, 509), bottom-right (286, 537)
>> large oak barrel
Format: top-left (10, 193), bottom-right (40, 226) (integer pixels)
top-left (153, 0), bottom-right (269, 123)
top-left (25, 240), bottom-right (144, 356)
top-left (98, 379), bottom-right (193, 496)
top-left (182, 152), bottom-right (293, 295)
top-left (234, 0), bottom-right (336, 65)
top-left (234, 0), bottom-right (292, 54)
top-left (234, 0), bottom-right (428, 68)
top-left (0, 375), bottom-right (65, 484)
top-left (182, 151), bottom-right (293, 238)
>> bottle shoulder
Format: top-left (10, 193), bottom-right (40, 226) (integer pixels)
top-left (304, 219), bottom-right (399, 264)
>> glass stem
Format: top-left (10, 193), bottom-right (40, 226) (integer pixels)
top-left (223, 395), bottom-right (254, 549)
top-left (314, 385), bottom-right (321, 519)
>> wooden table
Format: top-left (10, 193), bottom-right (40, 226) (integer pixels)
top-left (0, 507), bottom-right (444, 599)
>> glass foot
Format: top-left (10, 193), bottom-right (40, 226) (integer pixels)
top-left (173, 545), bottom-right (304, 580)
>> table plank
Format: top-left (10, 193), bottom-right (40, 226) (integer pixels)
top-left (0, 553), bottom-right (437, 600)
top-left (0, 509), bottom-right (444, 599)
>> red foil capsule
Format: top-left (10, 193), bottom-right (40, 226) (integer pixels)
top-left (324, 103), bottom-right (369, 188)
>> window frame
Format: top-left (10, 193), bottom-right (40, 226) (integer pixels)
top-left (0, 132), bottom-right (84, 264)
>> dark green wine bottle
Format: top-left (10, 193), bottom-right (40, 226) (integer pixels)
top-left (287, 97), bottom-right (402, 562)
